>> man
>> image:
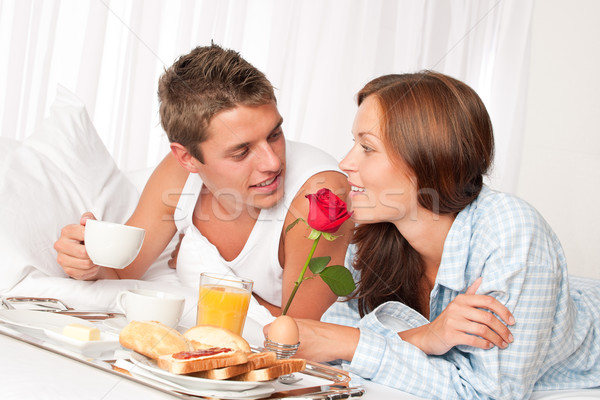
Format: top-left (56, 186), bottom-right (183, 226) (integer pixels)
top-left (53, 44), bottom-right (351, 319)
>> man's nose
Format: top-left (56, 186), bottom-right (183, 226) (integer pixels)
top-left (256, 143), bottom-right (282, 172)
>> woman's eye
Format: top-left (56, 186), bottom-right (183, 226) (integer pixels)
top-left (361, 144), bottom-right (373, 152)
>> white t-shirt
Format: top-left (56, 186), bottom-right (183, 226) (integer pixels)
top-left (173, 140), bottom-right (341, 307)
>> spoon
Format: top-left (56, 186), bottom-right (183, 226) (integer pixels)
top-left (278, 373), bottom-right (303, 384)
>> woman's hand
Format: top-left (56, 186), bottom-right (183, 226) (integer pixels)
top-left (400, 278), bottom-right (515, 355)
top-left (53, 212), bottom-right (108, 280)
top-left (264, 318), bottom-right (360, 363)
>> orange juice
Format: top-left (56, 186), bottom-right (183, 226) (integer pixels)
top-left (196, 284), bottom-right (251, 334)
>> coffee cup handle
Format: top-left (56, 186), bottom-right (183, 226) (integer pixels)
top-left (116, 291), bottom-right (128, 313)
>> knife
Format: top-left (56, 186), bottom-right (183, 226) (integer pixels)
top-left (48, 310), bottom-right (124, 320)
top-left (265, 385), bottom-right (365, 399)
top-left (1, 297), bottom-right (123, 320)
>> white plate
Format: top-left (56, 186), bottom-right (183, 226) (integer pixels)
top-left (0, 309), bottom-right (119, 356)
top-left (129, 352), bottom-right (270, 392)
top-left (118, 359), bottom-right (275, 399)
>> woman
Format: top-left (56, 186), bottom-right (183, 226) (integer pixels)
top-left (280, 72), bottom-right (600, 399)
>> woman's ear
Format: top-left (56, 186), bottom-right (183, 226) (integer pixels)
top-left (170, 143), bottom-right (200, 173)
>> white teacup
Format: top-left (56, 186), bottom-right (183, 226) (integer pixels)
top-left (84, 219), bottom-right (145, 269)
top-left (117, 289), bottom-right (185, 328)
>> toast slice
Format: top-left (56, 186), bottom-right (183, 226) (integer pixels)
top-left (157, 348), bottom-right (248, 375)
top-left (119, 321), bottom-right (193, 360)
top-left (232, 358), bottom-right (306, 382)
top-left (192, 352), bottom-right (277, 380)
top-left (184, 325), bottom-right (251, 353)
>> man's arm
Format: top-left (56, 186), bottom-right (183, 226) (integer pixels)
top-left (279, 170), bottom-right (352, 319)
top-left (115, 153), bottom-right (188, 279)
top-left (55, 153), bottom-right (188, 280)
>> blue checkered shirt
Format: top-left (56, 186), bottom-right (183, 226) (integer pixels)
top-left (323, 186), bottom-right (600, 399)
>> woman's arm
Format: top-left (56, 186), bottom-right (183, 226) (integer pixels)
top-left (270, 318), bottom-right (361, 363)
top-left (346, 266), bottom-right (562, 400)
top-left (289, 265), bottom-right (563, 400)
top-left (399, 277), bottom-right (514, 355)
top-left (291, 279), bottom-right (514, 361)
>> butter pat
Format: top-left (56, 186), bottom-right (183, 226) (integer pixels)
top-left (62, 323), bottom-right (101, 341)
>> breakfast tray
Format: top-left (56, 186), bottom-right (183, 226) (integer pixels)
top-left (0, 297), bottom-right (364, 399)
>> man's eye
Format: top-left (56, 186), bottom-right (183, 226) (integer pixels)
top-left (268, 130), bottom-right (283, 141)
top-left (232, 149), bottom-right (249, 160)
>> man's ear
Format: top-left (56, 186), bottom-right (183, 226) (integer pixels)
top-left (170, 143), bottom-right (200, 173)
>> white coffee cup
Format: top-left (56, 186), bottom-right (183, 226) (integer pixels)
top-left (84, 219), bottom-right (145, 269)
top-left (117, 289), bottom-right (185, 328)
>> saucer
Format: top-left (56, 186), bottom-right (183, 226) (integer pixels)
top-left (103, 316), bottom-right (127, 332)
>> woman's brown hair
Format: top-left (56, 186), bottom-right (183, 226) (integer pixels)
top-left (350, 71), bottom-right (494, 317)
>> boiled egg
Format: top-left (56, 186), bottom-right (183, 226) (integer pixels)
top-left (267, 315), bottom-right (299, 345)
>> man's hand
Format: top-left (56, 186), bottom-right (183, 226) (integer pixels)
top-left (167, 233), bottom-right (185, 269)
top-left (400, 278), bottom-right (515, 355)
top-left (53, 212), bottom-right (105, 280)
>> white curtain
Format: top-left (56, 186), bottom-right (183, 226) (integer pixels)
top-left (0, 0), bottom-right (533, 192)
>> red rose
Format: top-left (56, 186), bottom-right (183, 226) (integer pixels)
top-left (305, 188), bottom-right (352, 233)
top-left (281, 188), bottom-right (356, 315)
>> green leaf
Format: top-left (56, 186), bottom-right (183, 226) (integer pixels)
top-left (319, 265), bottom-right (357, 296)
top-left (307, 229), bottom-right (322, 240)
top-left (308, 256), bottom-right (331, 274)
top-left (285, 217), bottom-right (304, 234)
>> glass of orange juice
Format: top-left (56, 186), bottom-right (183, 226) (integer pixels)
top-left (196, 272), bottom-right (253, 335)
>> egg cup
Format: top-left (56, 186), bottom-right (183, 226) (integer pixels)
top-left (264, 338), bottom-right (302, 384)
top-left (264, 338), bottom-right (300, 359)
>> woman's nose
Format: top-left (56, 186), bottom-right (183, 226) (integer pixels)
top-left (339, 146), bottom-right (358, 173)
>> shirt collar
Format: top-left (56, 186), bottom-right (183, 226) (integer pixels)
top-left (434, 189), bottom-right (484, 292)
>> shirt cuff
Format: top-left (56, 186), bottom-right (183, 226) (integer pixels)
top-left (348, 327), bottom-right (387, 379)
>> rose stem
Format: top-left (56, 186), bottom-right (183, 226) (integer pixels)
top-left (282, 235), bottom-right (321, 315)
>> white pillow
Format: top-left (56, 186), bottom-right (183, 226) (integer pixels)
top-left (0, 137), bottom-right (19, 178)
top-left (0, 87), bottom-right (139, 292)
